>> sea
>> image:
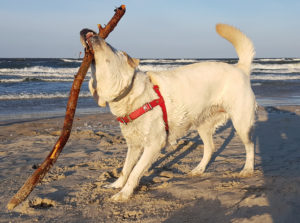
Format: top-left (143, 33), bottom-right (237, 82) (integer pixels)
top-left (1, 57), bottom-right (300, 121)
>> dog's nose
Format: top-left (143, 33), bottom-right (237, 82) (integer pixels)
top-left (80, 28), bottom-right (96, 38)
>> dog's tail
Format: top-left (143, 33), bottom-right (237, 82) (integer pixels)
top-left (216, 24), bottom-right (255, 76)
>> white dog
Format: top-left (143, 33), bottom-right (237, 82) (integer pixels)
top-left (80, 24), bottom-right (256, 201)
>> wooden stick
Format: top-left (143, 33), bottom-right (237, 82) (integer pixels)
top-left (7, 5), bottom-right (126, 211)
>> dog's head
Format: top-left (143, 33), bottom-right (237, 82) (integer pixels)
top-left (80, 29), bottom-right (139, 104)
top-left (80, 29), bottom-right (139, 71)
top-left (90, 35), bottom-right (139, 71)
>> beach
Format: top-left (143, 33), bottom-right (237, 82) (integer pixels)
top-left (1, 57), bottom-right (300, 222)
top-left (1, 0), bottom-right (300, 220)
top-left (1, 105), bottom-right (300, 222)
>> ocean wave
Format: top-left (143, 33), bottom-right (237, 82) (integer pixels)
top-left (1, 59), bottom-right (299, 77)
top-left (253, 69), bottom-right (300, 74)
top-left (138, 64), bottom-right (178, 72)
top-left (251, 74), bottom-right (300, 81)
top-left (141, 59), bottom-right (200, 64)
top-left (0, 91), bottom-right (92, 100)
top-left (0, 66), bottom-right (79, 74)
top-left (252, 63), bottom-right (300, 70)
top-left (0, 66), bottom-right (91, 78)
top-left (139, 61), bottom-right (300, 74)
top-left (60, 58), bottom-right (82, 63)
top-left (255, 58), bottom-right (287, 62)
top-left (0, 77), bottom-right (78, 83)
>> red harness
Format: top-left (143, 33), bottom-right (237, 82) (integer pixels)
top-left (116, 85), bottom-right (169, 131)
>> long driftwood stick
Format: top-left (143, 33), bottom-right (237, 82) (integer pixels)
top-left (7, 5), bottom-right (126, 211)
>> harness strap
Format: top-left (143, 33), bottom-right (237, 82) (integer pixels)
top-left (116, 85), bottom-right (169, 131)
top-left (153, 85), bottom-right (169, 131)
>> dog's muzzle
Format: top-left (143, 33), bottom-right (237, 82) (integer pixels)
top-left (80, 28), bottom-right (97, 50)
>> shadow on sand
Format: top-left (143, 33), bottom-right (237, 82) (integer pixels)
top-left (161, 106), bottom-right (300, 223)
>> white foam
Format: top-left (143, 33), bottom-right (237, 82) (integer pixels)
top-left (252, 63), bottom-right (300, 71)
top-left (255, 58), bottom-right (286, 62)
top-left (141, 59), bottom-right (194, 64)
top-left (61, 58), bottom-right (82, 63)
top-left (0, 79), bottom-right (21, 83)
top-left (139, 60), bottom-right (300, 75)
top-left (0, 66), bottom-right (91, 78)
top-left (138, 64), bottom-right (178, 72)
top-left (139, 59), bottom-right (219, 72)
top-left (0, 78), bottom-right (77, 83)
top-left (141, 59), bottom-right (171, 63)
top-left (0, 91), bottom-right (92, 100)
top-left (1, 58), bottom-right (300, 88)
top-left (251, 74), bottom-right (300, 81)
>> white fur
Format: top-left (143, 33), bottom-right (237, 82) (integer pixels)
top-left (86, 24), bottom-right (256, 201)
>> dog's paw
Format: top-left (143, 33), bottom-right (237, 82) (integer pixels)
top-left (239, 168), bottom-right (254, 177)
top-left (188, 167), bottom-right (205, 177)
top-left (103, 177), bottom-right (125, 189)
top-left (111, 191), bottom-right (131, 202)
top-left (188, 171), bottom-right (198, 177)
top-left (103, 183), bottom-right (115, 189)
top-left (103, 181), bottom-right (123, 189)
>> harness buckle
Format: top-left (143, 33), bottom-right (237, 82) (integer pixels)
top-left (120, 117), bottom-right (127, 125)
top-left (143, 103), bottom-right (153, 112)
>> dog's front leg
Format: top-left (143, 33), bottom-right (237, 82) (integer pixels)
top-left (111, 141), bottom-right (163, 201)
top-left (105, 144), bottom-right (143, 189)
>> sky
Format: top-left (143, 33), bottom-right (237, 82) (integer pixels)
top-left (0, 0), bottom-right (299, 58)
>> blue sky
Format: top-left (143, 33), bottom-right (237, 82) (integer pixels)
top-left (0, 0), bottom-right (299, 58)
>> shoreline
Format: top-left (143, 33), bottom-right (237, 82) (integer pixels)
top-left (1, 104), bottom-right (300, 125)
top-left (1, 105), bottom-right (300, 222)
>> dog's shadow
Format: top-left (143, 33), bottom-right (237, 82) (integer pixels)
top-left (145, 121), bottom-right (235, 184)
top-left (162, 106), bottom-right (300, 222)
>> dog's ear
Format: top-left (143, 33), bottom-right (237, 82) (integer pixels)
top-left (122, 51), bottom-right (140, 68)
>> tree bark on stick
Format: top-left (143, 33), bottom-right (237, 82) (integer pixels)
top-left (7, 5), bottom-right (126, 211)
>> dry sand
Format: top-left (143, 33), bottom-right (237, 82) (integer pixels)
top-left (1, 106), bottom-right (300, 222)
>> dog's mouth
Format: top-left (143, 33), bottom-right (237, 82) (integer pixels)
top-left (80, 28), bottom-right (97, 50)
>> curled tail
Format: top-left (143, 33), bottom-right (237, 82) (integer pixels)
top-left (216, 24), bottom-right (255, 76)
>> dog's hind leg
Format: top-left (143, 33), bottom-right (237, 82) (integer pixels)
top-left (106, 144), bottom-right (143, 189)
top-left (230, 105), bottom-right (255, 177)
top-left (189, 125), bottom-right (215, 176)
top-left (111, 138), bottom-right (165, 201)
top-left (233, 121), bottom-right (255, 177)
top-left (189, 112), bottom-right (229, 176)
